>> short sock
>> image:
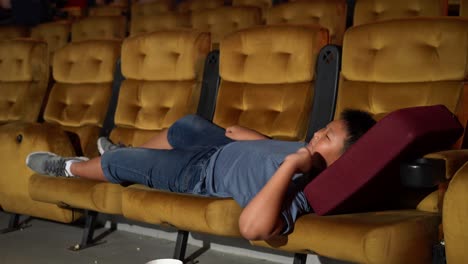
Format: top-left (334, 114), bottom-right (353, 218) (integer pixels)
top-left (65, 159), bottom-right (82, 177)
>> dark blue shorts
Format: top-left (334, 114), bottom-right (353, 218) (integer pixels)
top-left (101, 115), bottom-right (233, 192)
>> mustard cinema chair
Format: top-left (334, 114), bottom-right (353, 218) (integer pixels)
top-left (232, 0), bottom-right (273, 21)
top-left (190, 6), bottom-right (263, 48)
top-left (89, 5), bottom-right (127, 16)
top-left (0, 25), bottom-right (29, 40)
top-left (129, 12), bottom-right (190, 36)
top-left (176, 0), bottom-right (225, 13)
top-left (71, 16), bottom-right (127, 42)
top-left (120, 24), bottom-right (333, 262)
top-left (251, 17), bottom-right (468, 264)
top-left (28, 29), bottom-right (211, 250)
top-left (31, 21), bottom-right (71, 64)
top-left (353, 0), bottom-right (448, 26)
top-left (265, 0), bottom-right (347, 45)
top-left (443, 160), bottom-right (468, 264)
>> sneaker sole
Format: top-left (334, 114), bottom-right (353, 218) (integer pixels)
top-left (97, 137), bottom-right (105, 155)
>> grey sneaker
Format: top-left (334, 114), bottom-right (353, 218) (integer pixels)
top-left (97, 137), bottom-right (125, 155)
top-left (25, 151), bottom-right (89, 177)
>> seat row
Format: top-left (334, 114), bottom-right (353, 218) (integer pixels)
top-left (0, 17), bottom-right (468, 263)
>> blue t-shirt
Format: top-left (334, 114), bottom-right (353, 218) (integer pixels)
top-left (193, 140), bottom-right (312, 234)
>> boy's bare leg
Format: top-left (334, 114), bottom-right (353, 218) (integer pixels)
top-left (138, 129), bottom-right (172, 149)
top-left (70, 157), bottom-right (108, 182)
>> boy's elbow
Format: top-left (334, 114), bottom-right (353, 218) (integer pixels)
top-left (239, 220), bottom-right (277, 241)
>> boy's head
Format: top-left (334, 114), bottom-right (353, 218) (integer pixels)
top-left (307, 109), bottom-right (376, 166)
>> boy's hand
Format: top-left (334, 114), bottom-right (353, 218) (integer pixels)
top-left (225, 125), bottom-right (269, 141)
top-left (284, 147), bottom-right (314, 173)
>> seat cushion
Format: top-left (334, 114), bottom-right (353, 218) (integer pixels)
top-left (305, 105), bottom-right (463, 216)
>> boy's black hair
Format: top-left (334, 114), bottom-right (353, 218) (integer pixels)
top-left (340, 109), bottom-right (376, 152)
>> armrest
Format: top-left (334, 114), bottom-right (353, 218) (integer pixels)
top-left (400, 150), bottom-right (468, 188)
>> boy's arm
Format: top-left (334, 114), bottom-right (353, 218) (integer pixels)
top-left (238, 148), bottom-right (314, 241)
top-left (225, 125), bottom-right (270, 141)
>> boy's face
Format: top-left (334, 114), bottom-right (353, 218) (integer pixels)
top-left (306, 120), bottom-right (348, 167)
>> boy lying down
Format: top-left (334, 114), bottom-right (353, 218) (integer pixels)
top-left (26, 110), bottom-right (376, 241)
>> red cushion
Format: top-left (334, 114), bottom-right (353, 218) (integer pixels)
top-left (304, 105), bottom-right (463, 215)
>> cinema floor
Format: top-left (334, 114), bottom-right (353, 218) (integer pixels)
top-left (0, 212), bottom-right (325, 264)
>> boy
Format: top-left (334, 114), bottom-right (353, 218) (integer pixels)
top-left (26, 110), bottom-right (376, 240)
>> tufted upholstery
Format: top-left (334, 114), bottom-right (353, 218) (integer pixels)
top-left (89, 6), bottom-right (126, 16)
top-left (131, 1), bottom-right (173, 18)
top-left (0, 39), bottom-right (49, 124)
top-left (43, 40), bottom-right (121, 157)
top-left (29, 29), bottom-right (210, 215)
top-left (213, 25), bottom-right (327, 140)
top-left (0, 26), bottom-right (29, 40)
top-left (335, 17), bottom-right (468, 124)
top-left (113, 29), bottom-right (211, 146)
top-left (71, 16), bottom-right (127, 42)
top-left (354, 0), bottom-right (448, 26)
top-left (266, 0), bottom-right (347, 45)
top-left (190, 6), bottom-right (263, 47)
top-left (31, 21), bottom-right (71, 64)
top-left (130, 13), bottom-right (190, 36)
top-left (121, 24), bottom-right (328, 240)
top-left (176, 0), bottom-right (225, 13)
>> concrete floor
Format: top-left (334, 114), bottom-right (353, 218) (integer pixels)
top-left (0, 212), bottom-right (323, 264)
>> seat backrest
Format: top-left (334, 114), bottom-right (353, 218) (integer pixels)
top-left (0, 39), bottom-right (49, 124)
top-left (232, 0), bottom-right (272, 19)
top-left (130, 13), bottom-right (190, 36)
top-left (353, 0), bottom-right (448, 26)
top-left (131, 1), bottom-right (173, 18)
top-left (110, 29), bottom-right (211, 146)
top-left (214, 24), bottom-right (329, 141)
top-left (0, 26), bottom-right (29, 40)
top-left (266, 0), bottom-right (347, 45)
top-left (31, 21), bottom-right (71, 64)
top-left (334, 18), bottom-right (468, 144)
top-left (71, 16), bottom-right (127, 42)
top-left (44, 40), bottom-right (121, 156)
top-left (176, 0), bottom-right (225, 13)
top-left (190, 6), bottom-right (263, 47)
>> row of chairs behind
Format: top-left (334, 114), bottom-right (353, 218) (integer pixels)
top-left (1, 16), bottom-right (468, 263)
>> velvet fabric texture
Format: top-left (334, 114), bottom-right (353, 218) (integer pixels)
top-left (461, 0), bottom-right (468, 17)
top-left (88, 6), bottom-right (126, 16)
top-left (266, 0), bottom-right (347, 45)
top-left (31, 21), bottom-right (71, 64)
top-left (131, 1), bottom-right (173, 18)
top-left (44, 40), bottom-right (121, 156)
top-left (443, 162), bottom-right (468, 264)
top-left (353, 0), bottom-right (448, 26)
top-left (71, 16), bottom-right (127, 42)
top-left (0, 39), bottom-right (49, 123)
top-left (191, 6), bottom-right (263, 46)
top-left (0, 122), bottom-right (82, 223)
top-left (130, 13), bottom-right (190, 36)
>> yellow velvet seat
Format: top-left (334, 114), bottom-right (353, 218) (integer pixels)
top-left (443, 162), bottom-right (468, 264)
top-left (0, 40), bottom-right (82, 223)
top-left (71, 16), bottom-right (127, 42)
top-left (0, 25), bottom-right (29, 40)
top-left (30, 21), bottom-right (71, 64)
top-left (353, 0), bottom-right (448, 26)
top-left (176, 0), bottom-right (225, 13)
top-left (265, 0), bottom-right (347, 45)
top-left (232, 0), bottom-right (272, 21)
top-left (29, 29), bottom-right (211, 216)
top-left (120, 22), bottom-right (328, 252)
top-left (190, 6), bottom-right (263, 48)
top-left (130, 13), bottom-right (190, 36)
